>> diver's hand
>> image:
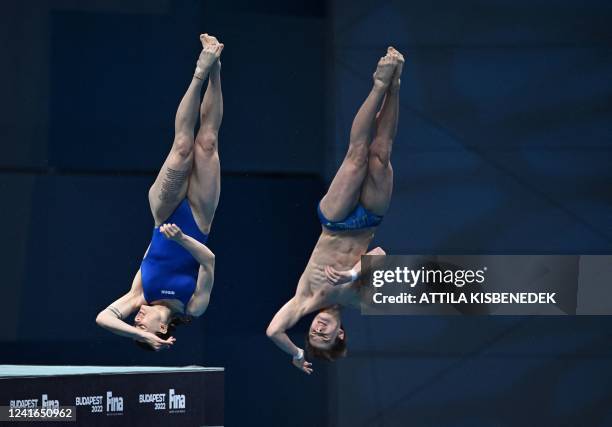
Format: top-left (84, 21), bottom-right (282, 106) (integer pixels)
top-left (292, 349), bottom-right (313, 375)
top-left (160, 223), bottom-right (184, 242)
top-left (138, 331), bottom-right (176, 351)
top-left (325, 265), bottom-right (353, 286)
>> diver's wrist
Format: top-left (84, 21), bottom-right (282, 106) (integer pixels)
top-left (133, 327), bottom-right (146, 340)
top-left (293, 348), bottom-right (304, 360)
top-left (174, 234), bottom-right (188, 245)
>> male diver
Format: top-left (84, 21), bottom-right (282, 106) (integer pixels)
top-left (266, 47), bottom-right (404, 373)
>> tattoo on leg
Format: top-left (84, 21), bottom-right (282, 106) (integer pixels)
top-left (159, 168), bottom-right (189, 202)
top-left (107, 305), bottom-right (123, 320)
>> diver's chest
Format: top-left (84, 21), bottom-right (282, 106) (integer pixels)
top-left (307, 280), bottom-right (340, 307)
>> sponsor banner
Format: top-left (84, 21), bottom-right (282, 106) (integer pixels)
top-left (0, 370), bottom-right (223, 427)
top-left (360, 255), bottom-right (612, 315)
top-left (137, 388), bottom-right (186, 413)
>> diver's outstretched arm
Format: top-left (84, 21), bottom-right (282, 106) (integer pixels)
top-left (96, 290), bottom-right (143, 339)
top-left (95, 293), bottom-right (176, 351)
top-left (95, 271), bottom-right (176, 351)
top-left (266, 298), bottom-right (314, 375)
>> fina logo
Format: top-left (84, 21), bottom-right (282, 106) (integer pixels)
top-left (168, 388), bottom-right (186, 411)
top-left (9, 394), bottom-right (59, 409)
top-left (161, 290), bottom-right (175, 295)
top-left (41, 394), bottom-right (59, 409)
top-left (106, 391), bottom-right (124, 413)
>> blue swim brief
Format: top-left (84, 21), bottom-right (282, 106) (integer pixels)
top-left (317, 201), bottom-right (383, 231)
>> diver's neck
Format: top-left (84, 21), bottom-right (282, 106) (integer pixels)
top-left (321, 304), bottom-right (343, 317)
top-left (336, 283), bottom-right (361, 308)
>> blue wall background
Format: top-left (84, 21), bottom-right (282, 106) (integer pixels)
top-left (1, 1), bottom-right (328, 425)
top-left (1, 0), bottom-right (612, 426)
top-left (328, 1), bottom-right (612, 426)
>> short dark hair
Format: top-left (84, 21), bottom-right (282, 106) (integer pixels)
top-left (135, 315), bottom-right (192, 351)
top-left (304, 326), bottom-right (347, 362)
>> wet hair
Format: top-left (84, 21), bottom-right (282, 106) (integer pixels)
top-left (135, 314), bottom-right (192, 352)
top-left (304, 325), bottom-right (347, 362)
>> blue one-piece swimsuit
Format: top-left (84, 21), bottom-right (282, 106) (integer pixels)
top-left (140, 199), bottom-right (208, 309)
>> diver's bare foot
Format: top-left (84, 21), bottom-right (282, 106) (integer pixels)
top-left (194, 33), bottom-right (224, 80)
top-left (201, 33), bottom-right (223, 71)
top-left (200, 33), bottom-right (219, 48)
top-left (387, 46), bottom-right (404, 90)
top-left (373, 53), bottom-right (398, 89)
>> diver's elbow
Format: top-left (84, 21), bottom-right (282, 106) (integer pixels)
top-left (95, 311), bottom-right (105, 327)
top-left (265, 325), bottom-right (278, 339)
